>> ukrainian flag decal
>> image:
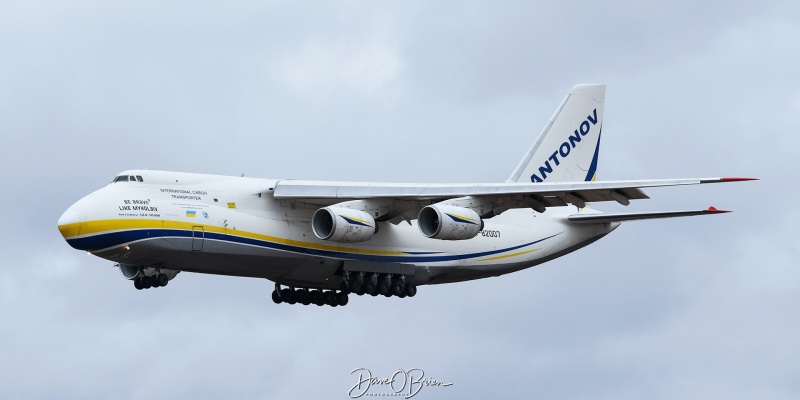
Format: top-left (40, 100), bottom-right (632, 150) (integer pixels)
top-left (186, 210), bottom-right (197, 218)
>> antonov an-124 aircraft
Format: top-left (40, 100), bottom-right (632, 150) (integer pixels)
top-left (58, 85), bottom-right (754, 307)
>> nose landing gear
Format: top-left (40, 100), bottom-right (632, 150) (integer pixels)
top-left (133, 274), bottom-right (169, 290)
top-left (132, 265), bottom-right (170, 290)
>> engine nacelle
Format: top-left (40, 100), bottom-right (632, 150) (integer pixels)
top-left (118, 263), bottom-right (142, 279)
top-left (117, 263), bottom-right (179, 281)
top-left (418, 205), bottom-right (484, 240)
top-left (312, 207), bottom-right (377, 243)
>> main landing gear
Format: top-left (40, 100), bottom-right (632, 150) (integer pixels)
top-left (343, 271), bottom-right (417, 298)
top-left (133, 274), bottom-right (169, 290)
top-left (272, 284), bottom-right (348, 307)
top-left (271, 273), bottom-right (418, 307)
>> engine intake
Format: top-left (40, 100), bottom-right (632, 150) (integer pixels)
top-left (418, 205), bottom-right (483, 240)
top-left (118, 263), bottom-right (142, 279)
top-left (312, 207), bottom-right (377, 243)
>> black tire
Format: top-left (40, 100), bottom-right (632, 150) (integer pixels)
top-left (133, 277), bottom-right (143, 290)
top-left (405, 283), bottom-right (417, 297)
top-left (349, 279), bottom-right (363, 292)
top-left (298, 290), bottom-right (310, 305)
top-left (355, 287), bottom-right (366, 296)
top-left (339, 280), bottom-right (349, 292)
top-left (310, 290), bottom-right (323, 306)
top-left (391, 281), bottom-right (404, 297)
top-left (150, 275), bottom-right (161, 288)
top-left (337, 292), bottom-right (349, 306)
top-left (364, 280), bottom-right (377, 295)
top-left (281, 288), bottom-right (296, 304)
top-left (142, 276), bottom-right (152, 289)
top-left (378, 281), bottom-right (391, 296)
top-left (324, 291), bottom-right (336, 306)
top-left (271, 290), bottom-right (282, 304)
top-left (157, 274), bottom-right (169, 287)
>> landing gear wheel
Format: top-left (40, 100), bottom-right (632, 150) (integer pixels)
top-left (337, 292), bottom-right (349, 306)
top-left (157, 274), bottom-right (169, 287)
top-left (297, 290), bottom-right (310, 305)
top-left (349, 279), bottom-right (363, 292)
top-left (355, 287), bottom-right (366, 296)
top-left (310, 290), bottom-right (324, 306)
top-left (133, 277), bottom-right (143, 290)
top-left (142, 276), bottom-right (152, 289)
top-left (281, 288), bottom-right (296, 304)
top-left (324, 291), bottom-right (337, 307)
top-left (391, 281), bottom-right (404, 297)
top-left (378, 281), bottom-right (391, 296)
top-left (272, 290), bottom-right (282, 304)
top-left (150, 275), bottom-right (161, 288)
top-left (405, 283), bottom-right (417, 297)
top-left (364, 280), bottom-right (377, 296)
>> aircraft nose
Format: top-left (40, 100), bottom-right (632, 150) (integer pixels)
top-left (57, 207), bottom-right (83, 239)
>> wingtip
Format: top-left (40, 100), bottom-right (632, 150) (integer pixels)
top-left (704, 206), bottom-right (731, 213)
top-left (720, 177), bottom-right (759, 182)
top-left (700, 177), bottom-right (758, 183)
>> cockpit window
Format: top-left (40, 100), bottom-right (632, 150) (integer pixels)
top-left (111, 175), bottom-right (146, 183)
top-left (111, 175), bottom-right (145, 183)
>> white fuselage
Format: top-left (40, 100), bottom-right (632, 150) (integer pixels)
top-left (58, 170), bottom-right (617, 289)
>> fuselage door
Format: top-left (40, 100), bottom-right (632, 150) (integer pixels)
top-left (192, 226), bottom-right (204, 251)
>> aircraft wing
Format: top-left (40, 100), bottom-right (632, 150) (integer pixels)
top-left (273, 177), bottom-right (755, 209)
top-left (566, 207), bottom-right (730, 224)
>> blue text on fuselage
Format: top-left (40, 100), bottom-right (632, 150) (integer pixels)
top-left (530, 108), bottom-right (598, 183)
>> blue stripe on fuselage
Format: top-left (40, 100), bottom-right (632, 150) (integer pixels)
top-left (67, 229), bottom-right (562, 263)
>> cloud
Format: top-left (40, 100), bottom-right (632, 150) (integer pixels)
top-left (0, 1), bottom-right (797, 399)
top-left (276, 39), bottom-right (401, 94)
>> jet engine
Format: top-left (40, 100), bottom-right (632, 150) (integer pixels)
top-left (418, 205), bottom-right (483, 240)
top-left (312, 207), bottom-right (377, 243)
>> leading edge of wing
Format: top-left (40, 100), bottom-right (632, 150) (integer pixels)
top-left (272, 177), bottom-right (757, 200)
top-left (566, 207), bottom-right (731, 224)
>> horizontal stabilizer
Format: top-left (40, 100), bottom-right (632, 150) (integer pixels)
top-left (566, 207), bottom-right (730, 224)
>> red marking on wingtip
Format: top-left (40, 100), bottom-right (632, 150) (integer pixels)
top-left (721, 177), bottom-right (758, 181)
top-left (705, 206), bottom-right (730, 213)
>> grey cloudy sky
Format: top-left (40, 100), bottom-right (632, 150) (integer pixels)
top-left (1, 1), bottom-right (798, 399)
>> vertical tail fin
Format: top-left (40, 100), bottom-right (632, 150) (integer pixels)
top-left (507, 84), bottom-right (606, 183)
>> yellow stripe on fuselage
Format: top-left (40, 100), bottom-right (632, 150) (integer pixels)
top-left (479, 248), bottom-right (539, 262)
top-left (60, 219), bottom-right (408, 256)
top-left (58, 222), bottom-right (82, 238)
